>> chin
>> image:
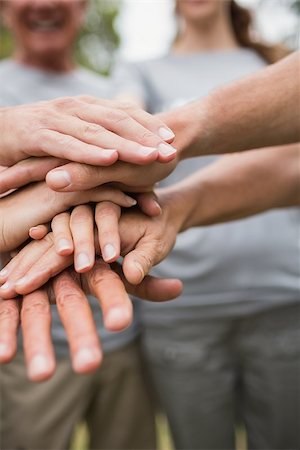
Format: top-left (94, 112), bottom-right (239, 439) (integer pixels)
top-left (178, 0), bottom-right (221, 22)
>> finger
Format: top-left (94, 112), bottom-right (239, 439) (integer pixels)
top-left (112, 262), bottom-right (183, 301)
top-left (122, 237), bottom-right (163, 285)
top-left (1, 234), bottom-right (73, 298)
top-left (0, 157), bottom-right (66, 194)
top-left (14, 248), bottom-right (73, 297)
top-left (29, 223), bottom-right (51, 240)
top-left (84, 259), bottom-right (133, 332)
top-left (46, 159), bottom-right (176, 193)
top-left (46, 163), bottom-right (113, 191)
top-left (95, 202), bottom-right (121, 263)
top-left (77, 96), bottom-right (176, 144)
top-left (37, 129), bottom-right (118, 166)
top-left (57, 114), bottom-right (160, 165)
top-left (70, 205), bottom-right (95, 273)
top-left (0, 235), bottom-right (57, 298)
top-left (53, 271), bottom-right (102, 374)
top-left (0, 298), bottom-right (20, 363)
top-left (21, 289), bottom-right (55, 382)
top-left (136, 192), bottom-right (162, 217)
top-left (51, 212), bottom-right (74, 255)
top-left (74, 104), bottom-right (177, 163)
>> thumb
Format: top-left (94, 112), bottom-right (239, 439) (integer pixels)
top-left (123, 238), bottom-right (161, 285)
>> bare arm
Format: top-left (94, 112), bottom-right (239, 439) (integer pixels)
top-left (170, 145), bottom-right (300, 230)
top-left (163, 51), bottom-right (300, 160)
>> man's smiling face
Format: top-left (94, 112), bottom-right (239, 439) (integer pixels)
top-left (3, 0), bottom-right (87, 60)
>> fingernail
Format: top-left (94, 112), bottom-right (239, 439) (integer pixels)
top-left (73, 348), bottom-right (101, 371)
top-left (58, 239), bottom-right (72, 253)
top-left (0, 342), bottom-right (9, 358)
top-left (0, 281), bottom-right (12, 291)
top-left (134, 261), bottom-right (145, 281)
top-left (103, 244), bottom-right (116, 262)
top-left (15, 276), bottom-right (28, 287)
top-left (0, 268), bottom-right (8, 278)
top-left (28, 354), bottom-right (50, 379)
top-left (102, 149), bottom-right (118, 159)
top-left (159, 127), bottom-right (175, 140)
top-left (153, 200), bottom-right (162, 214)
top-left (139, 146), bottom-right (157, 156)
top-left (158, 143), bottom-right (177, 157)
top-left (47, 170), bottom-right (71, 189)
top-left (76, 253), bottom-right (91, 271)
top-left (105, 307), bottom-right (128, 329)
top-left (125, 196), bottom-right (137, 207)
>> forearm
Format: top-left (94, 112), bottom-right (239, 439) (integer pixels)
top-left (161, 144), bottom-right (300, 230)
top-left (164, 52), bottom-right (300, 159)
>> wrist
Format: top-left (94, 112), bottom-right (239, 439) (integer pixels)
top-left (161, 97), bottom-right (218, 161)
top-left (158, 185), bottom-right (195, 234)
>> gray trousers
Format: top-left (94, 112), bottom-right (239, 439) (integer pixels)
top-left (141, 302), bottom-right (300, 450)
top-left (0, 340), bottom-right (156, 450)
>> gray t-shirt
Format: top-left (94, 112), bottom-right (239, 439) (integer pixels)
top-left (114, 49), bottom-right (300, 323)
top-left (0, 59), bottom-right (138, 355)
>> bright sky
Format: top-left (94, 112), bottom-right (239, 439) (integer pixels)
top-left (116, 0), bottom-right (299, 61)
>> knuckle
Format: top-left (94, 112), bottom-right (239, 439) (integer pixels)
top-left (52, 212), bottom-right (70, 226)
top-left (138, 250), bottom-right (153, 271)
top-left (118, 101), bottom-right (137, 111)
top-left (57, 291), bottom-right (83, 309)
top-left (96, 203), bottom-right (117, 219)
top-left (83, 123), bottom-right (105, 137)
top-left (76, 95), bottom-right (94, 103)
top-left (108, 109), bottom-right (129, 124)
top-left (22, 300), bottom-right (50, 317)
top-left (52, 96), bottom-right (79, 110)
top-left (0, 303), bottom-right (19, 322)
top-left (71, 211), bottom-right (91, 227)
top-left (89, 263), bottom-right (116, 285)
top-left (140, 130), bottom-right (156, 142)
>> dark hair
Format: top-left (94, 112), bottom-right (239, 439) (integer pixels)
top-left (230, 0), bottom-right (290, 64)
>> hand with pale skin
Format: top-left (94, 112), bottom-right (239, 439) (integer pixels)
top-left (1, 143), bottom-right (299, 300)
top-left (0, 52), bottom-right (298, 194)
top-left (0, 180), bottom-right (140, 254)
top-left (0, 96), bottom-right (177, 168)
top-left (0, 261), bottom-right (182, 382)
top-left (0, 144), bottom-right (298, 383)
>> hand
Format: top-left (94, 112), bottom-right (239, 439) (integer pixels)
top-left (0, 261), bottom-right (182, 382)
top-left (0, 188), bottom-right (188, 297)
top-left (0, 155), bottom-right (178, 194)
top-left (0, 96), bottom-right (177, 167)
top-left (0, 181), bottom-right (137, 252)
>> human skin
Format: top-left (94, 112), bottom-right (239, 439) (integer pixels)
top-left (0, 145), bottom-right (297, 382)
top-left (0, 181), bottom-right (139, 254)
top-left (0, 0), bottom-right (177, 167)
top-left (0, 51), bottom-right (298, 193)
top-left (0, 98), bottom-right (177, 167)
top-left (1, 143), bottom-right (298, 300)
top-left (0, 262), bottom-right (182, 381)
top-left (162, 50), bottom-right (300, 160)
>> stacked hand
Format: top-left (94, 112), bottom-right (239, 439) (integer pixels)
top-left (0, 97), bottom-right (183, 382)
